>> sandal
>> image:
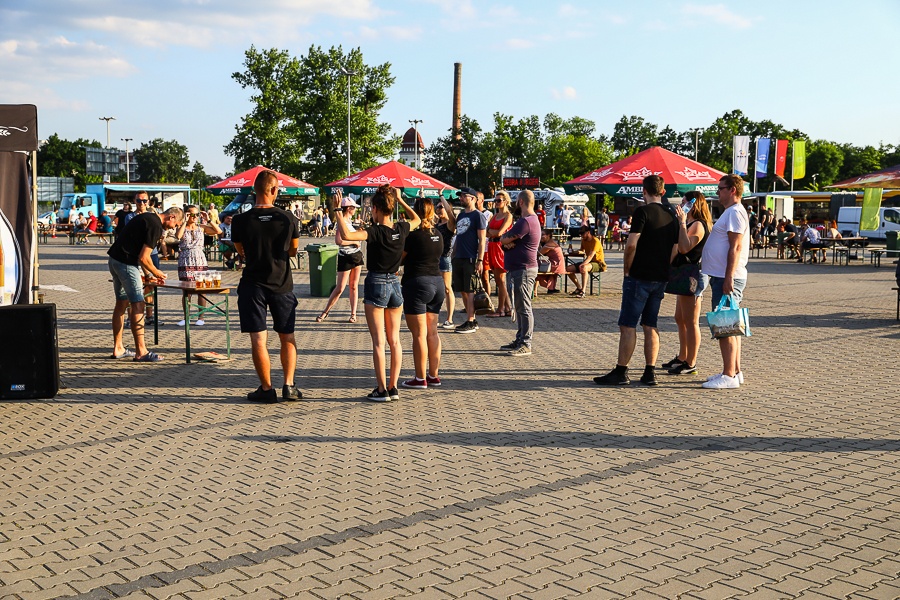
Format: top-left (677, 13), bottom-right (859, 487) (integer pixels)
top-left (569, 288), bottom-right (584, 296)
top-left (315, 312), bottom-right (329, 323)
top-left (110, 348), bottom-right (136, 359)
top-left (487, 311), bottom-right (506, 318)
top-left (348, 315), bottom-right (357, 323)
top-left (133, 351), bottom-right (163, 363)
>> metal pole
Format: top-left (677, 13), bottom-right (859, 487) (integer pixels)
top-left (340, 66), bottom-right (357, 176)
top-left (121, 138), bottom-right (132, 183)
top-left (99, 117), bottom-right (115, 148)
top-left (409, 119), bottom-right (423, 170)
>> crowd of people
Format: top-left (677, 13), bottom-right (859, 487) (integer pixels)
top-left (105, 170), bottom-right (755, 400)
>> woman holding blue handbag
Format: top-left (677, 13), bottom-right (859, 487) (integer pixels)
top-left (663, 191), bottom-right (712, 375)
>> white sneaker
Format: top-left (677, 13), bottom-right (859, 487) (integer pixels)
top-left (705, 371), bottom-right (744, 384)
top-left (440, 320), bottom-right (454, 330)
top-left (702, 374), bottom-right (740, 389)
top-left (195, 319), bottom-right (205, 326)
top-left (177, 319), bottom-right (186, 326)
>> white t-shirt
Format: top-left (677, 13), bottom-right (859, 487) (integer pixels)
top-left (701, 202), bottom-right (750, 279)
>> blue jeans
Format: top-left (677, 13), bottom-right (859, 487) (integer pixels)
top-left (364, 272), bottom-right (403, 309)
top-left (508, 268), bottom-right (538, 347)
top-left (617, 276), bottom-right (667, 328)
top-left (709, 276), bottom-right (746, 309)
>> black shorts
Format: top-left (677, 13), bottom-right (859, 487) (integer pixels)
top-left (402, 275), bottom-right (446, 315)
top-left (337, 251), bottom-right (364, 272)
top-left (237, 281), bottom-right (298, 334)
top-left (451, 258), bottom-right (478, 293)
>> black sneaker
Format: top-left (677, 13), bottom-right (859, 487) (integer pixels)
top-left (455, 320), bottom-right (478, 334)
top-left (547, 289), bottom-right (561, 294)
top-left (499, 341), bottom-right (519, 351)
top-left (282, 384), bottom-right (303, 401)
top-left (388, 387), bottom-right (399, 401)
top-left (593, 370), bottom-right (630, 386)
top-left (365, 387), bottom-right (390, 402)
top-left (247, 386), bottom-right (278, 403)
top-left (668, 363), bottom-right (698, 375)
top-left (662, 356), bottom-right (684, 369)
top-left (640, 371), bottom-right (658, 386)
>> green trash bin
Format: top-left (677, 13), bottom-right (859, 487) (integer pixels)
top-left (886, 231), bottom-right (899, 251)
top-left (306, 243), bottom-right (339, 297)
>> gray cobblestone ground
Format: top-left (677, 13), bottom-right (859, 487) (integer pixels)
top-left (1, 238), bottom-right (898, 599)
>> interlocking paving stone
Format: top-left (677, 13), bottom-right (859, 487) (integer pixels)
top-left (2, 242), bottom-right (900, 599)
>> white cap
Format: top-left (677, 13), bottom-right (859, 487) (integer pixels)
top-left (340, 197), bottom-right (359, 208)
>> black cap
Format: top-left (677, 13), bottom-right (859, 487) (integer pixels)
top-left (456, 187), bottom-right (478, 198)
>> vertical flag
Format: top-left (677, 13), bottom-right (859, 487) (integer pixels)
top-left (733, 136), bottom-right (750, 176)
top-left (859, 188), bottom-right (883, 231)
top-left (792, 140), bottom-right (806, 179)
top-left (774, 139), bottom-right (788, 177)
top-left (766, 195), bottom-right (776, 212)
top-left (755, 138), bottom-right (771, 178)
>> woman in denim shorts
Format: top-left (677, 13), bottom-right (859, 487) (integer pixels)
top-left (335, 185), bottom-right (421, 402)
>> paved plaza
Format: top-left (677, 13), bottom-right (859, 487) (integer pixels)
top-left (1, 238), bottom-right (899, 600)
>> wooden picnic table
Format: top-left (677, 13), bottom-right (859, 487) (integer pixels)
top-left (149, 280), bottom-right (234, 364)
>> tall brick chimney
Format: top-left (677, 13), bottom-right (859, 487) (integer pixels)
top-left (452, 62), bottom-right (462, 140)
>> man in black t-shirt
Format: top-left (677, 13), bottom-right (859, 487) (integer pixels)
top-left (595, 175), bottom-right (678, 387)
top-left (232, 170), bottom-right (302, 403)
top-left (108, 206), bottom-right (184, 363)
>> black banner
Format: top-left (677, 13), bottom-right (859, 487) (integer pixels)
top-left (0, 104), bottom-right (37, 305)
top-left (0, 105), bottom-right (38, 152)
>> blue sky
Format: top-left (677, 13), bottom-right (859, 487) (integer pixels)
top-left (2, 0), bottom-right (898, 178)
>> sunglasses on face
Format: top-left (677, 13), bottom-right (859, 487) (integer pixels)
top-left (136, 199), bottom-right (149, 203)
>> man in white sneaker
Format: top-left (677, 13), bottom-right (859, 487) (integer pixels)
top-left (701, 174), bottom-right (750, 389)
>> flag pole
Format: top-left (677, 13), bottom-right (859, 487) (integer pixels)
top-left (753, 137), bottom-right (758, 194)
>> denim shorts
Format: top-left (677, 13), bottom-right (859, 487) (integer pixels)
top-left (439, 255), bottom-right (452, 273)
top-left (402, 275), bottom-right (446, 315)
top-left (618, 276), bottom-right (668, 328)
top-left (364, 272), bottom-right (403, 309)
top-left (708, 276), bottom-right (746, 309)
top-left (108, 258), bottom-right (145, 303)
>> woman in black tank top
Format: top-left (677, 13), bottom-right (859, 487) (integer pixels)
top-left (664, 191), bottom-right (713, 375)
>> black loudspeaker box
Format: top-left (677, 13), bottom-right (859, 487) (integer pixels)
top-left (0, 303), bottom-right (60, 400)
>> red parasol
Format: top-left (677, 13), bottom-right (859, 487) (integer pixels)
top-left (206, 165), bottom-right (319, 196)
top-left (325, 161), bottom-right (456, 199)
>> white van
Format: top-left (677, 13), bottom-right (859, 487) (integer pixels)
top-left (836, 206), bottom-right (900, 239)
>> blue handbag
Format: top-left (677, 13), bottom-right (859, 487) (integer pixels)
top-left (706, 294), bottom-right (751, 339)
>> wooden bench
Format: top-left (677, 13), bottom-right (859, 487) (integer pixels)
top-left (70, 230), bottom-right (112, 245)
top-left (801, 246), bottom-right (826, 264)
top-left (868, 248), bottom-right (900, 268)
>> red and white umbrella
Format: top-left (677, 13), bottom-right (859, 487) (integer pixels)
top-left (206, 166), bottom-right (319, 196)
top-left (563, 147), bottom-right (734, 197)
top-left (325, 161), bottom-right (456, 199)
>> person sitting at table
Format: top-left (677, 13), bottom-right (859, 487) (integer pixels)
top-left (825, 219), bottom-right (842, 240)
top-left (798, 217), bottom-right (827, 262)
top-left (777, 218), bottom-right (798, 259)
top-left (536, 229), bottom-right (565, 294)
top-left (96, 210), bottom-right (113, 244)
top-left (566, 226), bottom-right (607, 298)
top-left (218, 214), bottom-right (240, 269)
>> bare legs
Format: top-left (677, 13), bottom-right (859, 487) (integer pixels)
top-left (249, 330), bottom-right (298, 390)
top-left (112, 299), bottom-right (150, 357)
top-left (718, 336), bottom-right (741, 378)
top-left (319, 266), bottom-right (360, 320)
top-left (493, 269), bottom-right (510, 314)
top-left (405, 312), bottom-right (441, 380)
top-left (673, 295), bottom-right (702, 367)
top-left (441, 271), bottom-right (454, 323)
top-left (616, 324), bottom-right (659, 368)
top-left (365, 304), bottom-right (403, 392)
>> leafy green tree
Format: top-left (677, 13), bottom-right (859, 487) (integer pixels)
top-left (425, 115), bottom-right (486, 192)
top-left (657, 126), bottom-right (691, 156)
top-left (133, 139), bottom-right (190, 183)
top-left (226, 44), bottom-right (400, 186)
top-left (611, 115), bottom-right (658, 156)
top-left (225, 46), bottom-right (301, 173)
top-left (37, 133), bottom-right (103, 191)
top-left (805, 140), bottom-right (844, 189)
top-left (697, 110), bottom-right (755, 172)
top-left (837, 144), bottom-right (882, 182)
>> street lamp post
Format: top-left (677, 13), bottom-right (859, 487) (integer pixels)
top-left (409, 119), bottom-right (423, 170)
top-left (121, 138), bottom-right (133, 183)
top-left (689, 128), bottom-right (704, 160)
top-left (339, 66), bottom-right (358, 176)
top-left (99, 116), bottom-right (115, 148)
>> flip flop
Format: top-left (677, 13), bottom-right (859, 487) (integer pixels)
top-left (133, 351), bottom-right (163, 363)
top-left (110, 349), bottom-right (136, 359)
top-left (348, 315), bottom-right (357, 323)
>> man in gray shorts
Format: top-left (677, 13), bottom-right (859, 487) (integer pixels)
top-left (451, 187), bottom-right (487, 334)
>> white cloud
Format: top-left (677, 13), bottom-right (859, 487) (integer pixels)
top-left (360, 25), bottom-right (423, 41)
top-left (0, 36), bottom-right (135, 81)
top-left (505, 38), bottom-right (534, 50)
top-left (558, 4), bottom-right (587, 18)
top-left (551, 86), bottom-right (578, 101)
top-left (681, 3), bottom-right (755, 29)
top-left (488, 5), bottom-right (519, 19)
top-left (423, 0), bottom-right (476, 19)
